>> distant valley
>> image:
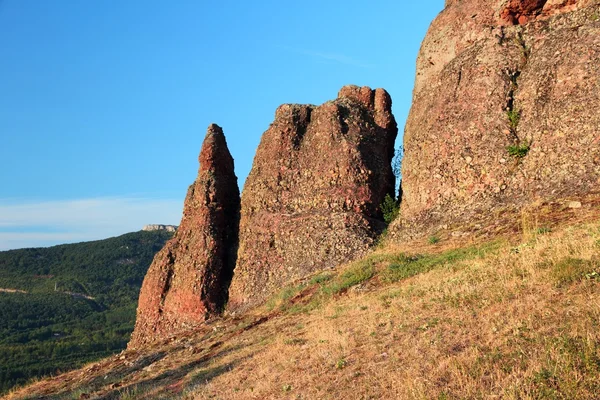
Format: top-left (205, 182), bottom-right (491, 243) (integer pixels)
top-left (0, 230), bottom-right (172, 394)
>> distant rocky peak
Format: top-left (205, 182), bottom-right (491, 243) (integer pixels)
top-left (142, 224), bottom-right (177, 232)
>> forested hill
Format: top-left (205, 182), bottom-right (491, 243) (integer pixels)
top-left (0, 230), bottom-right (172, 394)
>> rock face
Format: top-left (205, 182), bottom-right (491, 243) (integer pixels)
top-left (129, 124), bottom-right (240, 348)
top-left (142, 224), bottom-right (178, 232)
top-left (393, 0), bottom-right (600, 235)
top-left (228, 85), bottom-right (398, 309)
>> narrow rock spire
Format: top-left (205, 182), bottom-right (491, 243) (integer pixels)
top-left (129, 124), bottom-right (240, 348)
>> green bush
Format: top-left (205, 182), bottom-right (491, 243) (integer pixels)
top-left (506, 109), bottom-right (521, 129)
top-left (507, 143), bottom-right (530, 158)
top-left (381, 194), bottom-right (400, 224)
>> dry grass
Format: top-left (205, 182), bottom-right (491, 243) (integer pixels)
top-left (5, 220), bottom-right (600, 400)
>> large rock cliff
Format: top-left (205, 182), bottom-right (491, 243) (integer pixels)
top-left (129, 124), bottom-right (240, 348)
top-left (228, 86), bottom-right (398, 309)
top-left (392, 0), bottom-right (600, 238)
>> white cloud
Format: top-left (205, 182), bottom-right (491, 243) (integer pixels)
top-left (0, 197), bottom-right (182, 251)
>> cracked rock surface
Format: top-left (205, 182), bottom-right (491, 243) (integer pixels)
top-left (392, 0), bottom-right (600, 238)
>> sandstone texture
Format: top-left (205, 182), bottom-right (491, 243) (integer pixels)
top-left (129, 124), bottom-right (240, 348)
top-left (228, 86), bottom-right (398, 309)
top-left (393, 0), bottom-right (600, 237)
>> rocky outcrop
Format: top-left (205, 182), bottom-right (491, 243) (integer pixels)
top-left (500, 0), bottom-right (588, 25)
top-left (392, 0), bottom-right (600, 238)
top-left (129, 124), bottom-right (240, 348)
top-left (142, 225), bottom-right (178, 232)
top-left (228, 85), bottom-right (398, 310)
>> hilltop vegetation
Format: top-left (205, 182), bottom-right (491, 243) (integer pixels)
top-left (0, 230), bottom-right (172, 394)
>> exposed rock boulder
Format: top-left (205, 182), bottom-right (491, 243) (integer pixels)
top-left (228, 85), bottom-right (398, 310)
top-left (129, 124), bottom-right (240, 348)
top-left (391, 0), bottom-right (600, 238)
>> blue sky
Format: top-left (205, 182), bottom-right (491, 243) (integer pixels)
top-left (0, 1), bottom-right (444, 250)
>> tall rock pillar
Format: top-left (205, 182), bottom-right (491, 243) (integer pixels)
top-left (129, 124), bottom-right (240, 348)
top-left (228, 86), bottom-right (398, 310)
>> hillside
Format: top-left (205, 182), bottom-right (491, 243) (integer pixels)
top-left (0, 230), bottom-right (172, 394)
top-left (3, 1), bottom-right (599, 398)
top-left (4, 206), bottom-right (599, 399)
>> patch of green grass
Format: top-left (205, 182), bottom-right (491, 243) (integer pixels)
top-left (536, 227), bottom-right (552, 235)
top-left (321, 259), bottom-right (375, 295)
top-left (531, 335), bottom-right (600, 398)
top-left (270, 241), bottom-right (503, 316)
top-left (309, 272), bottom-right (334, 285)
top-left (67, 387), bottom-right (93, 400)
top-left (507, 143), bottom-right (530, 158)
top-left (118, 386), bottom-right (141, 400)
top-left (428, 235), bottom-right (440, 245)
top-left (382, 242), bottom-right (502, 283)
top-left (275, 256), bottom-right (383, 312)
top-left (264, 283), bottom-right (306, 311)
top-left (551, 257), bottom-right (599, 287)
top-left (286, 299), bottom-right (322, 315)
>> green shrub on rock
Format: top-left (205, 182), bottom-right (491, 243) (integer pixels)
top-left (381, 194), bottom-right (400, 224)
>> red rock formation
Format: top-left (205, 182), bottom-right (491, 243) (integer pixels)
top-left (129, 124), bottom-right (240, 348)
top-left (228, 85), bottom-right (397, 310)
top-left (391, 0), bottom-right (600, 239)
top-left (501, 0), bottom-right (549, 24)
top-left (501, 0), bottom-right (584, 24)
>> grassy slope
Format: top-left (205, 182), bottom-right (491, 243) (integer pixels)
top-left (0, 231), bottom-right (172, 394)
top-left (4, 218), bottom-right (600, 400)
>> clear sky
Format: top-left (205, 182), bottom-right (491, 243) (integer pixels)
top-left (0, 1), bottom-right (444, 250)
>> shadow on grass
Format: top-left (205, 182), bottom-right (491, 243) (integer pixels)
top-left (94, 343), bottom-right (254, 400)
top-left (88, 351), bottom-right (168, 389)
top-left (49, 351), bottom-right (169, 400)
